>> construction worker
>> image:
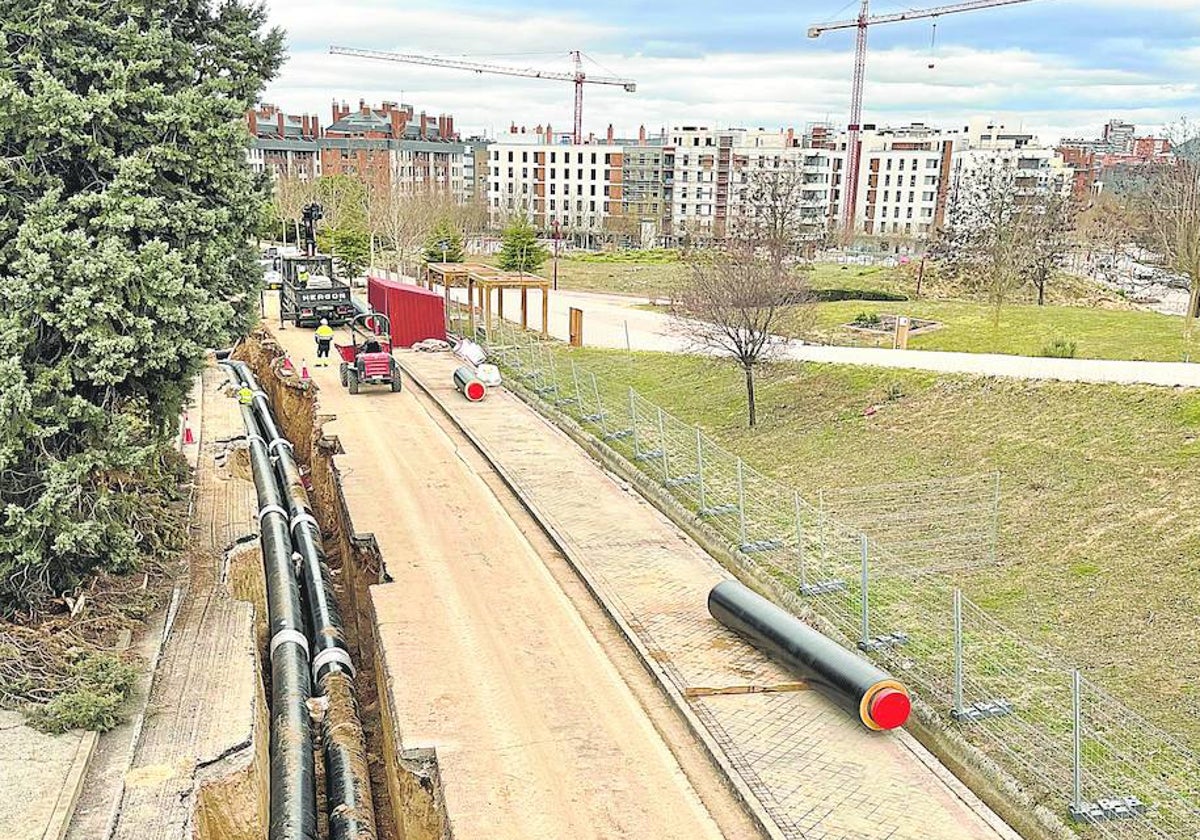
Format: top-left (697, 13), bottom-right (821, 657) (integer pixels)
top-left (298, 268), bottom-right (310, 285)
top-left (315, 318), bottom-right (334, 367)
top-left (237, 384), bottom-right (254, 405)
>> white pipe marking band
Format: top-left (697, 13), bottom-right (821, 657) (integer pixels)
top-left (251, 390), bottom-right (268, 402)
top-left (257, 504), bottom-right (287, 524)
top-left (268, 438), bottom-right (294, 455)
top-left (290, 512), bottom-right (318, 534)
top-left (269, 628), bottom-right (310, 659)
top-left (246, 433), bottom-right (265, 446)
top-left (311, 647), bottom-right (355, 680)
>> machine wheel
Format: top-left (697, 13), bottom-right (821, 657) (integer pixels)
top-left (347, 370), bottom-right (360, 395)
top-left (339, 363), bottom-right (348, 387)
top-left (390, 367), bottom-right (403, 393)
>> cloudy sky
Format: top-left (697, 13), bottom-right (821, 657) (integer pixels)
top-left (261, 0), bottom-right (1200, 144)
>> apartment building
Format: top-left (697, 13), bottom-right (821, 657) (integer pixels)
top-left (321, 100), bottom-right (465, 196)
top-left (660, 126), bottom-right (834, 243)
top-left (246, 103), bottom-right (323, 180)
top-left (849, 124), bottom-right (952, 238)
top-left (485, 125), bottom-right (625, 233)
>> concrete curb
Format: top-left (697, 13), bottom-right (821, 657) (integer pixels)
top-left (42, 731), bottom-right (98, 840)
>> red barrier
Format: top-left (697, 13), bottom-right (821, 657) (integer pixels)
top-left (367, 276), bottom-right (447, 348)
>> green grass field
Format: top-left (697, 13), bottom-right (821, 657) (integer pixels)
top-left (557, 345), bottom-right (1200, 747)
top-left (790, 299), bottom-right (1197, 362)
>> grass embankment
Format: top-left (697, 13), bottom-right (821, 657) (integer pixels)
top-left (559, 345), bottom-right (1200, 747)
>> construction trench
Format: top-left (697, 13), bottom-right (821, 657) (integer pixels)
top-left (228, 342), bottom-right (437, 840)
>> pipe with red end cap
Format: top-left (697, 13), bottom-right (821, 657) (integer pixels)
top-left (707, 579), bottom-right (911, 731)
top-left (453, 365), bottom-right (487, 402)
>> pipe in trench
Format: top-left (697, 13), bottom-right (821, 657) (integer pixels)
top-left (229, 360), bottom-right (378, 840)
top-left (232, 388), bottom-right (319, 840)
top-left (707, 580), bottom-right (911, 731)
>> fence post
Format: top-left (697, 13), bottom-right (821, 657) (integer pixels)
top-left (953, 588), bottom-right (964, 717)
top-left (696, 427), bottom-right (706, 513)
top-left (629, 388), bottom-right (640, 457)
top-left (591, 372), bottom-right (608, 435)
top-left (658, 407), bottom-right (670, 480)
top-left (571, 361), bottom-right (585, 413)
top-left (859, 534), bottom-right (870, 647)
top-left (737, 458), bottom-right (747, 546)
top-left (1072, 669), bottom-right (1084, 815)
top-left (819, 489), bottom-right (828, 566)
top-left (990, 471), bottom-right (1001, 563)
top-left (794, 491), bottom-right (807, 592)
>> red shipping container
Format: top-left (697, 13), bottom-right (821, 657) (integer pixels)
top-left (367, 275), bottom-right (447, 348)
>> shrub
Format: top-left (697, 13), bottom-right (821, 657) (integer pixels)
top-left (852, 311), bottom-right (883, 328)
top-left (1040, 337), bottom-right (1077, 358)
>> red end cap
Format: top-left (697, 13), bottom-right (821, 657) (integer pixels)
top-left (466, 381), bottom-right (485, 402)
top-left (869, 688), bottom-right (911, 730)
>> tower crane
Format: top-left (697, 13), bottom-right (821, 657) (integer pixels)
top-left (808, 0), bottom-right (1038, 241)
top-left (329, 46), bottom-right (637, 145)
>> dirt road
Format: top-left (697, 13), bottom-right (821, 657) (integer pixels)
top-left (267, 317), bottom-right (754, 838)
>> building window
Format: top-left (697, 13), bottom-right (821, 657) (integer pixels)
top-left (508, 151), bottom-right (513, 162)
top-left (590, 169), bottom-right (596, 180)
top-left (886, 159), bottom-right (892, 170)
top-left (577, 168), bottom-right (583, 179)
top-left (522, 151), bottom-right (528, 162)
top-left (591, 153), bottom-right (597, 163)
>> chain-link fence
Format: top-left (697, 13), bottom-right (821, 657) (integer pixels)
top-left (481, 318), bottom-right (1200, 840)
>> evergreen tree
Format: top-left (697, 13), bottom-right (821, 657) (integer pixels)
top-left (497, 217), bottom-right (548, 273)
top-left (0, 1), bottom-right (283, 610)
top-left (332, 226), bottom-right (371, 278)
top-left (422, 217), bottom-right (465, 264)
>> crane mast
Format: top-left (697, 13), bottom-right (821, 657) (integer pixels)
top-left (808, 0), bottom-right (1037, 242)
top-left (329, 46), bottom-right (636, 144)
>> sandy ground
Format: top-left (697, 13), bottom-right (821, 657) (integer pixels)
top-left (267, 314), bottom-right (750, 838)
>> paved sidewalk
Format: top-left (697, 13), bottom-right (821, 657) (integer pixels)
top-left (398, 349), bottom-right (1021, 840)
top-left (0, 710), bottom-right (96, 840)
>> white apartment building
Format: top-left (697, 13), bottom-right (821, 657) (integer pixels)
top-left (852, 124), bottom-right (952, 238)
top-left (664, 126), bottom-right (834, 243)
top-left (486, 127), bottom-right (625, 231)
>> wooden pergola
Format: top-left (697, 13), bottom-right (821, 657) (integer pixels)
top-left (424, 261), bottom-right (551, 339)
top-left (467, 268), bottom-right (551, 339)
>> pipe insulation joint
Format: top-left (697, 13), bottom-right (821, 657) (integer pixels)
top-left (258, 504), bottom-right (288, 524)
top-left (290, 512), bottom-right (319, 534)
top-left (270, 628), bottom-right (311, 659)
top-left (312, 647), bottom-right (356, 681)
top-left (268, 438), bottom-right (295, 455)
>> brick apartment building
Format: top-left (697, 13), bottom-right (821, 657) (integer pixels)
top-left (246, 103), bottom-right (323, 180)
top-left (246, 100), bottom-right (467, 198)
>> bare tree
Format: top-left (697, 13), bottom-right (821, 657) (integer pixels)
top-left (273, 175), bottom-right (316, 244)
top-left (1135, 123), bottom-right (1200, 319)
top-left (935, 160), bottom-right (1030, 315)
top-left (375, 186), bottom-right (445, 278)
top-left (737, 164), bottom-right (811, 271)
top-left (670, 244), bottom-right (796, 427)
top-left (1017, 191), bottom-right (1077, 306)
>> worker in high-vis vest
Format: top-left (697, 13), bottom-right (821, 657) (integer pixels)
top-left (237, 385), bottom-right (254, 405)
top-left (315, 318), bottom-right (335, 367)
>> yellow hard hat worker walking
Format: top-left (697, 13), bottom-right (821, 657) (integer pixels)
top-left (315, 318), bottom-right (335, 367)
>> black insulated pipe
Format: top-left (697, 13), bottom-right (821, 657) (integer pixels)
top-left (231, 387), bottom-right (318, 840)
top-left (230, 360), bottom-right (377, 840)
top-left (708, 580), bottom-right (912, 731)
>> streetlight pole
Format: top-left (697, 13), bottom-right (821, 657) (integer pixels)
top-left (552, 220), bottom-right (561, 291)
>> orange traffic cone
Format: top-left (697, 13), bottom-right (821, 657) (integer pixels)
top-left (300, 359), bottom-right (310, 381)
top-left (182, 412), bottom-right (195, 445)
